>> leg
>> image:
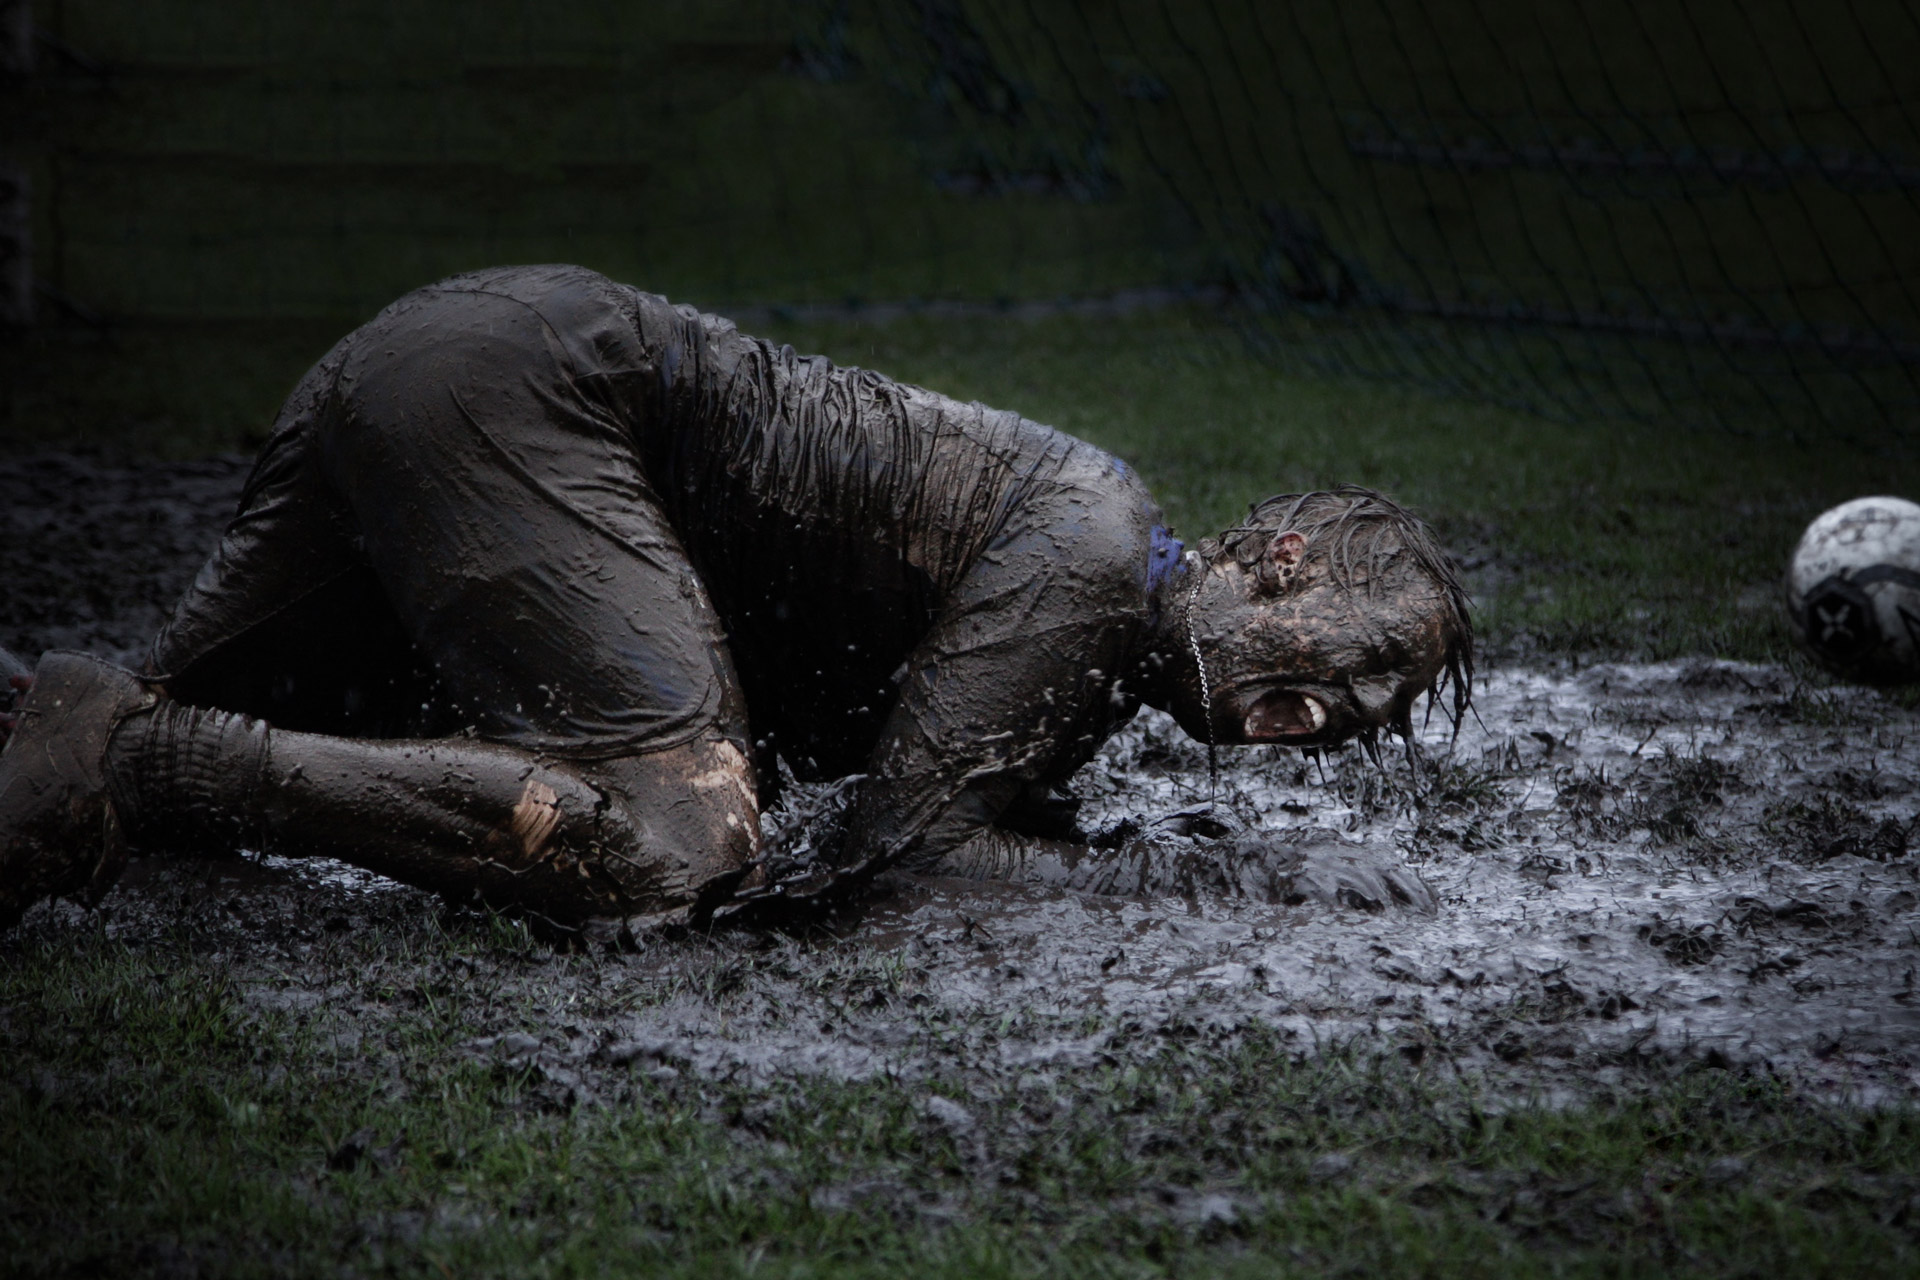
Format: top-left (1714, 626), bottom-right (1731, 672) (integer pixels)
top-left (104, 696), bottom-right (755, 925)
top-left (3, 275), bottom-right (758, 926)
top-left (168, 278), bottom-right (757, 916)
top-left (148, 337), bottom-right (408, 730)
top-left (0, 649), bottom-right (753, 928)
top-left (295, 278), bottom-right (763, 911)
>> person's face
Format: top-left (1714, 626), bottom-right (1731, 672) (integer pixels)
top-left (1166, 534), bottom-right (1453, 749)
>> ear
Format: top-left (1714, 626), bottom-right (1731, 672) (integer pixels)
top-left (1265, 531), bottom-right (1307, 589)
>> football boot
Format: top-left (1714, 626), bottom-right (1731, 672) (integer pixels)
top-left (0, 651), bottom-right (158, 928)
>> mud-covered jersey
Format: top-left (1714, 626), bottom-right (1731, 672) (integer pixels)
top-left (574, 274), bottom-right (1168, 869)
top-left (160, 262), bottom-right (1177, 875)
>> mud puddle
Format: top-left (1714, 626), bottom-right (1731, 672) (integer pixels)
top-left (867, 663), bottom-right (1920, 1102)
top-left (475, 661), bottom-right (1915, 1106)
top-left (5, 452), bottom-right (1920, 1104)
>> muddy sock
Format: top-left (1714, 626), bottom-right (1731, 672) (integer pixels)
top-left (101, 699), bottom-right (751, 923)
top-left (102, 699), bottom-right (538, 869)
top-left (101, 700), bottom-right (645, 919)
top-left (105, 701), bottom-right (274, 853)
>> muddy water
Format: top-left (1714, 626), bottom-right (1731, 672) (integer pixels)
top-left (6, 453), bottom-right (1919, 1101)
top-left (543, 661), bottom-right (1915, 1102)
top-left (164, 662), bottom-right (1914, 1105)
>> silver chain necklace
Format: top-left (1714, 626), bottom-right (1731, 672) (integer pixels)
top-left (1182, 550), bottom-right (1217, 806)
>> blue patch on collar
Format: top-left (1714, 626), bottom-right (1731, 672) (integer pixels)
top-left (1146, 524), bottom-right (1185, 594)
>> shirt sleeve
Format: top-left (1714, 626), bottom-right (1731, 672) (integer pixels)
top-left (835, 496), bottom-right (1144, 874)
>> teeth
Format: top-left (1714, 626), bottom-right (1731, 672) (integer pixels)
top-left (1244, 689), bottom-right (1332, 740)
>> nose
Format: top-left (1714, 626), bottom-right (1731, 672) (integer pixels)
top-left (1349, 675), bottom-right (1400, 725)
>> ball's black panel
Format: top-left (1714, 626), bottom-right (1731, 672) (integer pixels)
top-left (1800, 573), bottom-right (1881, 665)
top-left (1850, 565), bottom-right (1920, 592)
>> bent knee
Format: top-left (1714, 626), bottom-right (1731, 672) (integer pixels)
top-left (586, 732), bottom-right (759, 909)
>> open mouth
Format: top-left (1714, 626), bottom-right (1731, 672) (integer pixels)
top-left (1243, 688), bottom-right (1329, 740)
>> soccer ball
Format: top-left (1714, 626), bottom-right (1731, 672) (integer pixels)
top-left (1786, 496), bottom-right (1920, 685)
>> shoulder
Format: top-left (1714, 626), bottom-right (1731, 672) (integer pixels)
top-left (1002, 441), bottom-right (1167, 606)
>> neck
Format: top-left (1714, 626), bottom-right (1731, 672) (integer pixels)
top-left (1136, 544), bottom-right (1202, 712)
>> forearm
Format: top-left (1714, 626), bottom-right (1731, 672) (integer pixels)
top-left (931, 825), bottom-right (1088, 888)
top-left (933, 823), bottom-right (1437, 911)
top-left (930, 825), bottom-right (1275, 899)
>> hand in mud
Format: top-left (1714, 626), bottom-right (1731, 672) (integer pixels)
top-left (1144, 806), bottom-right (1245, 842)
top-left (708, 857), bottom-right (877, 927)
top-left (709, 775), bottom-right (873, 923)
top-left (1215, 832), bottom-right (1437, 913)
top-left (1079, 810), bottom-right (1435, 911)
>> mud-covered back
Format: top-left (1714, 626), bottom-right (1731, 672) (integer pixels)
top-left (459, 265), bottom-right (1166, 782)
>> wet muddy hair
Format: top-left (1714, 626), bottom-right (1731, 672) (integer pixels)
top-left (1201, 484), bottom-right (1475, 730)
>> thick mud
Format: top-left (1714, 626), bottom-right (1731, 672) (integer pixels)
top-left (0, 451), bottom-right (252, 665)
top-left (5, 453), bottom-right (1919, 1105)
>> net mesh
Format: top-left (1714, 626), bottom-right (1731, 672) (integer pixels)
top-left (822, 0), bottom-right (1920, 439)
top-left (8, 0), bottom-right (1918, 440)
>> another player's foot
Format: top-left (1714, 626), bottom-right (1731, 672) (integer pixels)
top-left (0, 651), bottom-right (157, 928)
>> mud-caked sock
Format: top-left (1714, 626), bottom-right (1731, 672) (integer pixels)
top-left (104, 700), bottom-right (273, 854)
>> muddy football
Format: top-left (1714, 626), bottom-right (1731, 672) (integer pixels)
top-left (1787, 496), bottom-right (1920, 685)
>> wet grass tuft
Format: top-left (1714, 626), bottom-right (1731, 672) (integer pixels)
top-left (6, 924), bottom-right (1920, 1277)
top-left (1762, 798), bottom-right (1916, 866)
top-left (1551, 749), bottom-right (1753, 860)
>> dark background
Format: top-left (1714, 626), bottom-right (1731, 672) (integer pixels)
top-left (3, 0), bottom-right (1916, 455)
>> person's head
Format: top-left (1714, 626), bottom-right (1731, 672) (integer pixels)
top-left (1162, 486), bottom-right (1472, 753)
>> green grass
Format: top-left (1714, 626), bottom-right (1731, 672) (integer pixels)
top-left (5, 922), bottom-right (1918, 1278)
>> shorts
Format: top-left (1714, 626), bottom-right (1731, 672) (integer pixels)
top-left (150, 268), bottom-right (746, 760)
